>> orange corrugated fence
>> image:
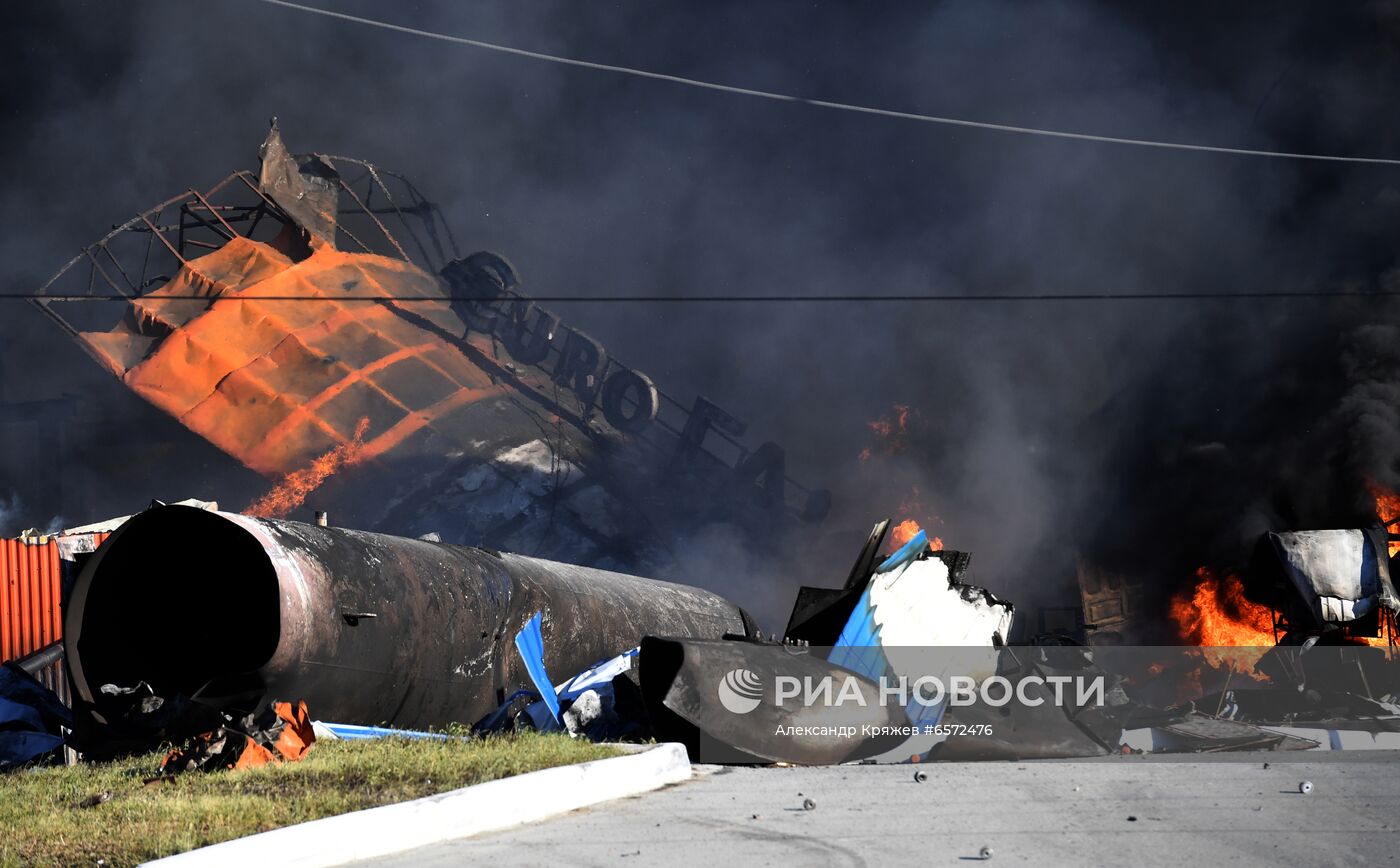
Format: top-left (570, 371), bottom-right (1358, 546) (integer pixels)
top-left (0, 534), bottom-right (109, 664)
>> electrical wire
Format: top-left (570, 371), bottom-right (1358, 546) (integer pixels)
top-left (251, 0), bottom-right (1400, 167)
top-left (11, 291), bottom-right (1400, 302)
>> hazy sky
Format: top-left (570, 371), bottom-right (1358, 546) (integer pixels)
top-left (7, 1), bottom-right (1400, 614)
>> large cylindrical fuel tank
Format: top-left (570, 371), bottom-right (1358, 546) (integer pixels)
top-left (64, 505), bottom-right (754, 728)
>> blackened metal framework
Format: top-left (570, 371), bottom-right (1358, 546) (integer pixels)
top-left (30, 155), bottom-right (830, 525)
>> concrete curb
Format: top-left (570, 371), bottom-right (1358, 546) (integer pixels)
top-left (143, 742), bottom-right (692, 867)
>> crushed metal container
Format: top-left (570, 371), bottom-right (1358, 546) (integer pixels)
top-left (64, 505), bottom-right (756, 730)
top-left (1, 533), bottom-right (110, 664)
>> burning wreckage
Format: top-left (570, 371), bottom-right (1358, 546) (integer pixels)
top-left (6, 127), bottom-right (1400, 770)
top-left (5, 507), bottom-right (1399, 768)
top-left (28, 123), bottom-right (830, 567)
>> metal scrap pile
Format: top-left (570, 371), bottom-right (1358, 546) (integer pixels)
top-left (28, 125), bottom-right (829, 590)
top-left (7, 505), bottom-right (1400, 769)
top-left (7, 126), bottom-right (1400, 768)
top-left (465, 519), bottom-right (1400, 763)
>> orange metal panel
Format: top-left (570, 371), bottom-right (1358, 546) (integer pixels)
top-left (32, 545), bottom-right (44, 652)
top-left (37, 544), bottom-right (49, 648)
top-left (27, 544), bottom-right (39, 651)
top-left (51, 544), bottom-right (61, 645)
top-left (77, 241), bottom-right (515, 479)
top-left (19, 545), bottom-right (32, 660)
top-left (29, 544), bottom-right (41, 654)
top-left (1, 541), bottom-right (13, 660)
top-left (25, 542), bottom-right (36, 657)
top-left (39, 544), bottom-right (54, 647)
top-left (6, 540), bottom-right (21, 662)
top-left (0, 532), bottom-right (111, 664)
top-left (48, 543), bottom-right (59, 644)
top-left (7, 541), bottom-right (18, 661)
top-left (7, 541), bottom-right (18, 660)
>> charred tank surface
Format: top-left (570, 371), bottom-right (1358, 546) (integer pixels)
top-left (65, 505), bottom-right (754, 729)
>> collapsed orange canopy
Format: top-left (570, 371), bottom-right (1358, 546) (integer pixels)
top-left (81, 237), bottom-right (517, 477)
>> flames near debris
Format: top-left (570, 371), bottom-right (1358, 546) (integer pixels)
top-left (1171, 568), bottom-right (1275, 648)
top-left (7, 127), bottom-right (1400, 774)
top-left (8, 489), bottom-right (1400, 768)
top-left (245, 416), bottom-right (371, 519)
top-left (28, 126), bottom-right (830, 585)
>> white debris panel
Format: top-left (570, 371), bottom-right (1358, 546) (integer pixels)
top-left (1265, 529), bottom-right (1400, 623)
top-left (869, 556), bottom-right (1015, 647)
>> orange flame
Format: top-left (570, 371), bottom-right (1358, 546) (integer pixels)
top-left (245, 418), bottom-right (371, 519)
top-left (1361, 482), bottom-right (1399, 649)
top-left (1358, 632), bottom-right (1393, 649)
top-left (885, 483), bottom-right (944, 552)
top-left (890, 519), bottom-right (944, 552)
top-left (1171, 567), bottom-right (1274, 671)
top-left (857, 405), bottom-right (945, 551)
top-left (1367, 480), bottom-right (1400, 557)
top-left (868, 405), bottom-right (910, 439)
top-left (859, 404), bottom-right (914, 461)
top-left (1171, 567), bottom-right (1273, 645)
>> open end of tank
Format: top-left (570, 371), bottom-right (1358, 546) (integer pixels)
top-left (67, 506), bottom-right (281, 706)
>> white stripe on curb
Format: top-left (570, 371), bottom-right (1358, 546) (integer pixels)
top-left (143, 743), bottom-right (692, 867)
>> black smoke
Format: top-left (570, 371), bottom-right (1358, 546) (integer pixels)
top-left (6, 1), bottom-right (1400, 630)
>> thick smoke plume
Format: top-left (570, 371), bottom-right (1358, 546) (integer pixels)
top-left (0, 493), bottom-right (22, 537)
top-left (7, 2), bottom-right (1400, 630)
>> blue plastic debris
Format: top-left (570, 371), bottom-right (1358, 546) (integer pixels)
top-left (313, 722), bottom-right (451, 741)
top-left (521, 696), bottom-right (562, 732)
top-left (0, 729), bottom-right (64, 768)
top-left (475, 646), bottom-right (642, 737)
top-left (828, 551), bottom-right (947, 756)
top-left (556, 647), bottom-right (639, 704)
top-left (515, 611), bottom-right (561, 722)
top-left (470, 689), bottom-right (543, 734)
top-left (875, 529), bottom-right (928, 574)
top-left (0, 662), bottom-right (72, 769)
top-left (836, 534), bottom-right (925, 675)
top-left (828, 587), bottom-right (885, 680)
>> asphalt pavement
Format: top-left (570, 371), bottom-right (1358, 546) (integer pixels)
top-left (362, 752), bottom-right (1400, 867)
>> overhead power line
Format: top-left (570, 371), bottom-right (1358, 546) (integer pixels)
top-left (12, 291), bottom-right (1400, 302)
top-left (252, 0), bottom-right (1400, 167)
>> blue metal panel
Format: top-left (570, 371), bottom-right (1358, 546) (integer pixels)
top-left (875, 529), bottom-right (928, 574)
top-left (514, 610), bottom-right (561, 722)
top-left (318, 722), bottom-right (450, 741)
top-left (829, 587), bottom-right (886, 681)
